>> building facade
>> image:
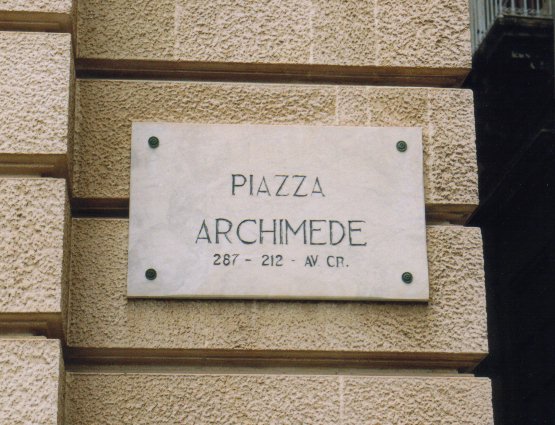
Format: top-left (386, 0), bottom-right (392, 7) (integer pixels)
top-left (0, 1), bottom-right (493, 423)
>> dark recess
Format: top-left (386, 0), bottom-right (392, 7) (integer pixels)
top-left (466, 15), bottom-right (555, 425)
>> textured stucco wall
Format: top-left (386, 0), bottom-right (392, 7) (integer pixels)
top-left (0, 178), bottom-right (67, 313)
top-left (74, 80), bottom-right (477, 206)
top-left (0, 32), bottom-right (72, 155)
top-left (65, 373), bottom-right (492, 424)
top-left (68, 220), bottom-right (487, 355)
top-left (76, 0), bottom-right (471, 69)
top-left (0, 0), bottom-right (72, 13)
top-left (0, 339), bottom-right (62, 425)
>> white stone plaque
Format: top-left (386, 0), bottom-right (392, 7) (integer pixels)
top-left (128, 123), bottom-right (429, 301)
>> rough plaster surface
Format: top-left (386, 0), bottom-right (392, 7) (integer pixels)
top-left (65, 373), bottom-right (492, 424)
top-left (0, 0), bottom-right (71, 13)
top-left (68, 219), bottom-right (487, 355)
top-left (0, 339), bottom-right (62, 425)
top-left (76, 0), bottom-right (471, 69)
top-left (74, 80), bottom-right (477, 205)
top-left (375, 0), bottom-right (470, 68)
top-left (0, 178), bottom-right (67, 313)
top-left (0, 32), bottom-right (71, 155)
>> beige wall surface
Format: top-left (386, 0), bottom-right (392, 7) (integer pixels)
top-left (65, 373), bottom-right (492, 424)
top-left (74, 80), bottom-right (477, 208)
top-left (76, 0), bottom-right (471, 71)
top-left (0, 339), bottom-right (63, 425)
top-left (0, 32), bottom-right (72, 156)
top-left (0, 178), bottom-right (67, 314)
top-left (68, 220), bottom-right (487, 359)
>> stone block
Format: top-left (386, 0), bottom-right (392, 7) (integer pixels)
top-left (74, 80), bottom-right (477, 210)
top-left (0, 178), bottom-right (67, 316)
top-left (0, 0), bottom-right (72, 14)
top-left (68, 219), bottom-right (487, 365)
top-left (65, 372), bottom-right (492, 424)
top-left (0, 32), bottom-right (73, 173)
top-left (0, 339), bottom-right (63, 425)
top-left (76, 0), bottom-right (471, 74)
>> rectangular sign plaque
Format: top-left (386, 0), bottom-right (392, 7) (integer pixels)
top-left (128, 123), bottom-right (429, 301)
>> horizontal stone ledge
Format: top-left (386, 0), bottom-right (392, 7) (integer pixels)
top-left (65, 373), bottom-right (492, 424)
top-left (76, 0), bottom-right (471, 75)
top-left (66, 347), bottom-right (486, 371)
top-left (0, 0), bottom-right (73, 31)
top-left (0, 313), bottom-right (63, 339)
top-left (0, 153), bottom-right (68, 178)
top-left (0, 338), bottom-right (63, 425)
top-left (0, 10), bottom-right (72, 32)
top-left (76, 58), bottom-right (469, 87)
top-left (68, 220), bottom-right (488, 366)
top-left (0, 178), bottom-right (69, 320)
top-left (74, 80), bottom-right (478, 217)
top-left (0, 0), bottom-right (74, 32)
top-left (0, 32), bottom-right (73, 174)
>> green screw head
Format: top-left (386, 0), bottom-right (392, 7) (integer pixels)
top-left (396, 140), bottom-right (408, 152)
top-left (145, 268), bottom-right (157, 280)
top-left (148, 136), bottom-right (160, 149)
top-left (402, 272), bottom-right (413, 284)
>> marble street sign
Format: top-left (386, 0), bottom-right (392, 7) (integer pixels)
top-left (127, 123), bottom-right (429, 301)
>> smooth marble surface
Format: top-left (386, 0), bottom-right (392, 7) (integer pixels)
top-left (128, 123), bottom-right (428, 301)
